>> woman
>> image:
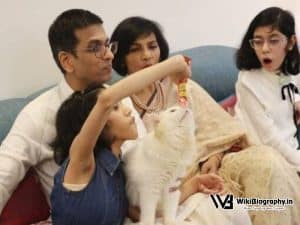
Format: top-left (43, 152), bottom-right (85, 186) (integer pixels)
top-left (111, 17), bottom-right (253, 225)
top-left (111, 16), bottom-right (300, 225)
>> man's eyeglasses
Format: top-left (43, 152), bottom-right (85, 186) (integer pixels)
top-left (80, 42), bottom-right (118, 58)
top-left (249, 38), bottom-right (287, 50)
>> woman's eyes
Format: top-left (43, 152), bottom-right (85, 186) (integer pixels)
top-left (149, 44), bottom-right (158, 49)
top-left (128, 45), bottom-right (158, 52)
top-left (129, 47), bottom-right (139, 52)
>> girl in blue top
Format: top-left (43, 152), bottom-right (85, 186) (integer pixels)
top-left (50, 54), bottom-right (192, 225)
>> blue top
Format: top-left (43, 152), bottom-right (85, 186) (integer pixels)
top-left (50, 148), bottom-right (128, 225)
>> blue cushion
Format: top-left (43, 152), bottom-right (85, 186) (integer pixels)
top-left (173, 45), bottom-right (238, 101)
top-left (0, 98), bottom-right (29, 142)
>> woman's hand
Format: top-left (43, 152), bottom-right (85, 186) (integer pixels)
top-left (179, 172), bottom-right (224, 203)
top-left (191, 173), bottom-right (224, 194)
top-left (200, 153), bottom-right (223, 174)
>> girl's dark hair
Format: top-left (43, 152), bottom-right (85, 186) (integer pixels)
top-left (52, 84), bottom-right (112, 165)
top-left (110, 16), bottom-right (169, 76)
top-left (236, 7), bottom-right (300, 75)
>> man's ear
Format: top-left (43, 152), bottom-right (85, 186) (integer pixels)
top-left (287, 35), bottom-right (297, 51)
top-left (58, 51), bottom-right (74, 73)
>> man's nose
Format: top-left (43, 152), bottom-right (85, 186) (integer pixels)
top-left (103, 47), bottom-right (114, 60)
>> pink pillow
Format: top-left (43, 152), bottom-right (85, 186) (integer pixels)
top-left (219, 94), bottom-right (236, 113)
top-left (0, 169), bottom-right (50, 225)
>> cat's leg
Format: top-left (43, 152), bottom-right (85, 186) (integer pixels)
top-left (139, 187), bottom-right (160, 225)
top-left (162, 184), bottom-right (181, 225)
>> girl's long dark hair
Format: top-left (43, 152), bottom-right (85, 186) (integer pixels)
top-left (51, 85), bottom-right (113, 165)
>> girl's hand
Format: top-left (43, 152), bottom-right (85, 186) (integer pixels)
top-left (192, 173), bottom-right (224, 194)
top-left (169, 55), bottom-right (192, 83)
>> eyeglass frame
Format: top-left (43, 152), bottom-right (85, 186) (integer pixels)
top-left (76, 41), bottom-right (118, 58)
top-left (249, 37), bottom-right (288, 50)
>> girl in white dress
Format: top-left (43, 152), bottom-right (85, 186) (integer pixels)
top-left (235, 7), bottom-right (300, 167)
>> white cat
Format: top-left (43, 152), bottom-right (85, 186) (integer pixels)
top-left (123, 106), bottom-right (196, 225)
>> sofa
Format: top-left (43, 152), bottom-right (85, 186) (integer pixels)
top-left (0, 45), bottom-right (238, 224)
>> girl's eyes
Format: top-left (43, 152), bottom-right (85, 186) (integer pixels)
top-left (269, 39), bottom-right (280, 45)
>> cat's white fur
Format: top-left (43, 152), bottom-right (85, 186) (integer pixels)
top-left (123, 106), bottom-right (196, 225)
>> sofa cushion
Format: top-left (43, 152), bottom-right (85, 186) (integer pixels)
top-left (219, 94), bottom-right (237, 111)
top-left (0, 98), bottom-right (29, 142)
top-left (0, 169), bottom-right (50, 225)
top-left (173, 45), bottom-right (238, 101)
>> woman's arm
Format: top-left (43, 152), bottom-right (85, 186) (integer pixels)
top-left (179, 173), bottom-right (224, 203)
top-left (200, 152), bottom-right (224, 174)
top-left (65, 55), bottom-right (191, 184)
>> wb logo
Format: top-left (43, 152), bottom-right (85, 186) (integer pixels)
top-left (210, 194), bottom-right (233, 209)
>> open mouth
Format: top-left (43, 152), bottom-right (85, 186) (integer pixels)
top-left (263, 58), bottom-right (272, 65)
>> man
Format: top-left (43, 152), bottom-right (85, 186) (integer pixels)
top-left (0, 9), bottom-right (143, 213)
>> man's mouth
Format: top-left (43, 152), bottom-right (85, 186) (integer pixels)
top-left (102, 66), bottom-right (112, 72)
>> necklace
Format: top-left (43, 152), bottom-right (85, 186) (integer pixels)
top-left (131, 81), bottom-right (165, 113)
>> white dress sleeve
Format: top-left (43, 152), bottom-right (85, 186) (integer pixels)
top-left (236, 79), bottom-right (300, 166)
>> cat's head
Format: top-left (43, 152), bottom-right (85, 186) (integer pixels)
top-left (154, 106), bottom-right (195, 145)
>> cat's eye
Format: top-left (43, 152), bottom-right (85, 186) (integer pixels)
top-left (170, 109), bottom-right (176, 112)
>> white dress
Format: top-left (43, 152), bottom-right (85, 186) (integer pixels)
top-left (235, 68), bottom-right (300, 166)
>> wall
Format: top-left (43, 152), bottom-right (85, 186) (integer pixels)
top-left (0, 0), bottom-right (297, 99)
